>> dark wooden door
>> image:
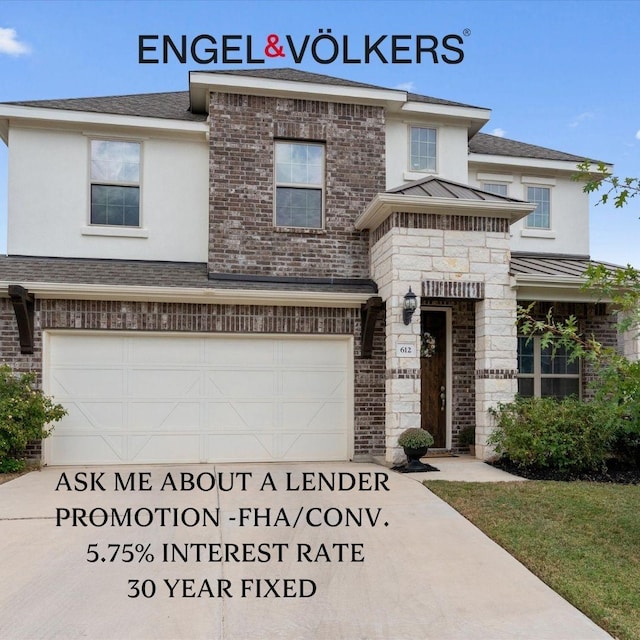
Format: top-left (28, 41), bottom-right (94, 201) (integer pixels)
top-left (421, 310), bottom-right (447, 448)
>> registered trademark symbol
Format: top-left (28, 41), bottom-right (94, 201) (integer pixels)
top-left (463, 28), bottom-right (471, 37)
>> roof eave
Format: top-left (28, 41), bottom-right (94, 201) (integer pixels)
top-left (401, 101), bottom-right (491, 135)
top-left (513, 274), bottom-right (613, 303)
top-left (469, 152), bottom-right (603, 173)
top-left (0, 104), bottom-right (209, 135)
top-left (355, 193), bottom-right (536, 231)
top-left (0, 281), bottom-right (371, 307)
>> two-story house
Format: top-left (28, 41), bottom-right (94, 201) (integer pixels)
top-left (0, 68), bottom-right (632, 466)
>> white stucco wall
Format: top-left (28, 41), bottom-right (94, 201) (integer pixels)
top-left (385, 117), bottom-right (469, 189)
top-left (7, 126), bottom-right (209, 262)
top-left (469, 167), bottom-right (590, 256)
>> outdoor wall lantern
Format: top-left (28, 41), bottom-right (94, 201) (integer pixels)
top-left (403, 287), bottom-right (418, 325)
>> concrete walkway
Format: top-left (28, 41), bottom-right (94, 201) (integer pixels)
top-left (0, 462), bottom-right (610, 639)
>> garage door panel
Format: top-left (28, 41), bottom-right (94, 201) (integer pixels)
top-left (282, 370), bottom-right (346, 398)
top-left (128, 402), bottom-right (200, 430)
top-left (129, 434), bottom-right (201, 463)
top-left (47, 333), bottom-right (351, 464)
top-left (206, 371), bottom-right (276, 398)
top-left (50, 434), bottom-right (127, 465)
top-left (128, 369), bottom-right (201, 398)
top-left (282, 401), bottom-right (345, 430)
top-left (205, 339), bottom-right (276, 365)
top-left (49, 334), bottom-right (125, 364)
top-left (281, 340), bottom-right (347, 366)
top-left (129, 338), bottom-right (202, 364)
top-left (57, 402), bottom-right (125, 432)
top-left (206, 402), bottom-right (274, 430)
top-left (50, 369), bottom-right (124, 398)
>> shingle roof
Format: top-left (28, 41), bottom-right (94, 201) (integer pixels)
top-left (469, 133), bottom-right (590, 163)
top-left (387, 175), bottom-right (524, 203)
top-left (0, 255), bottom-right (376, 293)
top-left (510, 253), bottom-right (622, 278)
top-left (200, 68), bottom-right (480, 108)
top-left (6, 91), bottom-right (206, 122)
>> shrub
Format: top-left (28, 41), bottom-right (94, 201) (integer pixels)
top-left (0, 365), bottom-right (66, 468)
top-left (594, 359), bottom-right (640, 467)
top-left (488, 396), bottom-right (617, 473)
top-left (398, 428), bottom-right (434, 449)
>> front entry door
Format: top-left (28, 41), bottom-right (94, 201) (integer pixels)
top-left (421, 310), bottom-right (447, 448)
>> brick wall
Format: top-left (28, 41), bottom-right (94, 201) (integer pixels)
top-left (0, 298), bottom-right (386, 459)
top-left (208, 93), bottom-right (386, 279)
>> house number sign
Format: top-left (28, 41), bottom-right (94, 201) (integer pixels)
top-left (396, 343), bottom-right (416, 357)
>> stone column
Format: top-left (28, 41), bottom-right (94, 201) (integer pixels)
top-left (474, 285), bottom-right (518, 459)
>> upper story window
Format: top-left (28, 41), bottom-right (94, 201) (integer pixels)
top-left (90, 140), bottom-right (140, 227)
top-left (483, 182), bottom-right (508, 196)
top-left (517, 337), bottom-right (580, 399)
top-left (275, 141), bottom-right (324, 229)
top-left (409, 126), bottom-right (437, 172)
top-left (525, 185), bottom-right (551, 229)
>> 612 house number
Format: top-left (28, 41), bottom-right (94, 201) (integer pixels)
top-left (396, 343), bottom-right (416, 357)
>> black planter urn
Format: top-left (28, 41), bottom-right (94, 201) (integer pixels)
top-left (401, 446), bottom-right (437, 473)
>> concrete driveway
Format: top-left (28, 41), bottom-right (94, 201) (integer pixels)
top-left (0, 463), bottom-right (610, 640)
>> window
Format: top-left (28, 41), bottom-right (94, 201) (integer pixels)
top-left (90, 140), bottom-right (140, 226)
top-left (517, 336), bottom-right (581, 399)
top-left (275, 141), bottom-right (324, 229)
top-left (525, 186), bottom-right (551, 229)
top-left (409, 126), bottom-right (437, 172)
top-left (483, 182), bottom-right (508, 196)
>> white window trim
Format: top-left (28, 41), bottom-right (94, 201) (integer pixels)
top-left (523, 183), bottom-right (552, 230)
top-left (482, 181), bottom-right (510, 196)
top-left (407, 124), bottom-right (438, 175)
top-left (88, 138), bottom-right (143, 229)
top-left (273, 140), bottom-right (325, 230)
top-left (518, 336), bottom-right (581, 399)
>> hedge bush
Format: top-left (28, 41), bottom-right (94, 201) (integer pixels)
top-left (0, 365), bottom-right (66, 468)
top-left (488, 396), bottom-right (618, 473)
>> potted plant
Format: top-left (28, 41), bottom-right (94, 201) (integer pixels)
top-left (397, 428), bottom-right (435, 472)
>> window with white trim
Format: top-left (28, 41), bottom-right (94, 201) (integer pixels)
top-left (517, 336), bottom-right (581, 399)
top-left (483, 182), bottom-right (508, 196)
top-left (409, 126), bottom-right (437, 172)
top-left (90, 140), bottom-right (140, 226)
top-left (525, 185), bottom-right (551, 229)
top-left (275, 141), bottom-right (324, 229)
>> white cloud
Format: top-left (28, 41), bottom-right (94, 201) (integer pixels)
top-left (0, 27), bottom-right (30, 56)
top-left (394, 81), bottom-right (416, 92)
top-left (490, 128), bottom-right (506, 138)
top-left (635, 129), bottom-right (640, 140)
top-left (569, 111), bottom-right (594, 128)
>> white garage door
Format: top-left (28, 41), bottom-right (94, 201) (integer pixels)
top-left (45, 332), bottom-right (352, 465)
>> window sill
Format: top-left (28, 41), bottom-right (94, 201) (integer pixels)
top-left (81, 225), bottom-right (149, 239)
top-left (274, 226), bottom-right (327, 235)
top-left (403, 170), bottom-right (436, 181)
top-left (520, 229), bottom-right (556, 239)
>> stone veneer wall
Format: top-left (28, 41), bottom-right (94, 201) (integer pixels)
top-left (208, 93), bottom-right (385, 279)
top-left (369, 211), bottom-right (517, 461)
top-left (0, 298), bottom-right (386, 460)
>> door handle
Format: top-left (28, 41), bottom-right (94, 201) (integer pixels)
top-left (440, 385), bottom-right (446, 411)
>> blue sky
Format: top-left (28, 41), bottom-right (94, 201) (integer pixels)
top-left (0, 0), bottom-right (638, 264)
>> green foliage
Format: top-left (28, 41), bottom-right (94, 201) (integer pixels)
top-left (0, 457), bottom-right (26, 473)
top-left (0, 365), bottom-right (66, 465)
top-left (397, 427), bottom-right (434, 449)
top-left (594, 359), bottom-right (640, 466)
top-left (573, 160), bottom-right (640, 209)
top-left (488, 397), bottom-right (616, 473)
top-left (457, 425), bottom-right (475, 447)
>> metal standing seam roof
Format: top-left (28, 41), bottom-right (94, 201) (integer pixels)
top-left (510, 253), bottom-right (623, 278)
top-left (386, 175), bottom-right (525, 203)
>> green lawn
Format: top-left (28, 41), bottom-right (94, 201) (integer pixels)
top-left (424, 480), bottom-right (640, 640)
